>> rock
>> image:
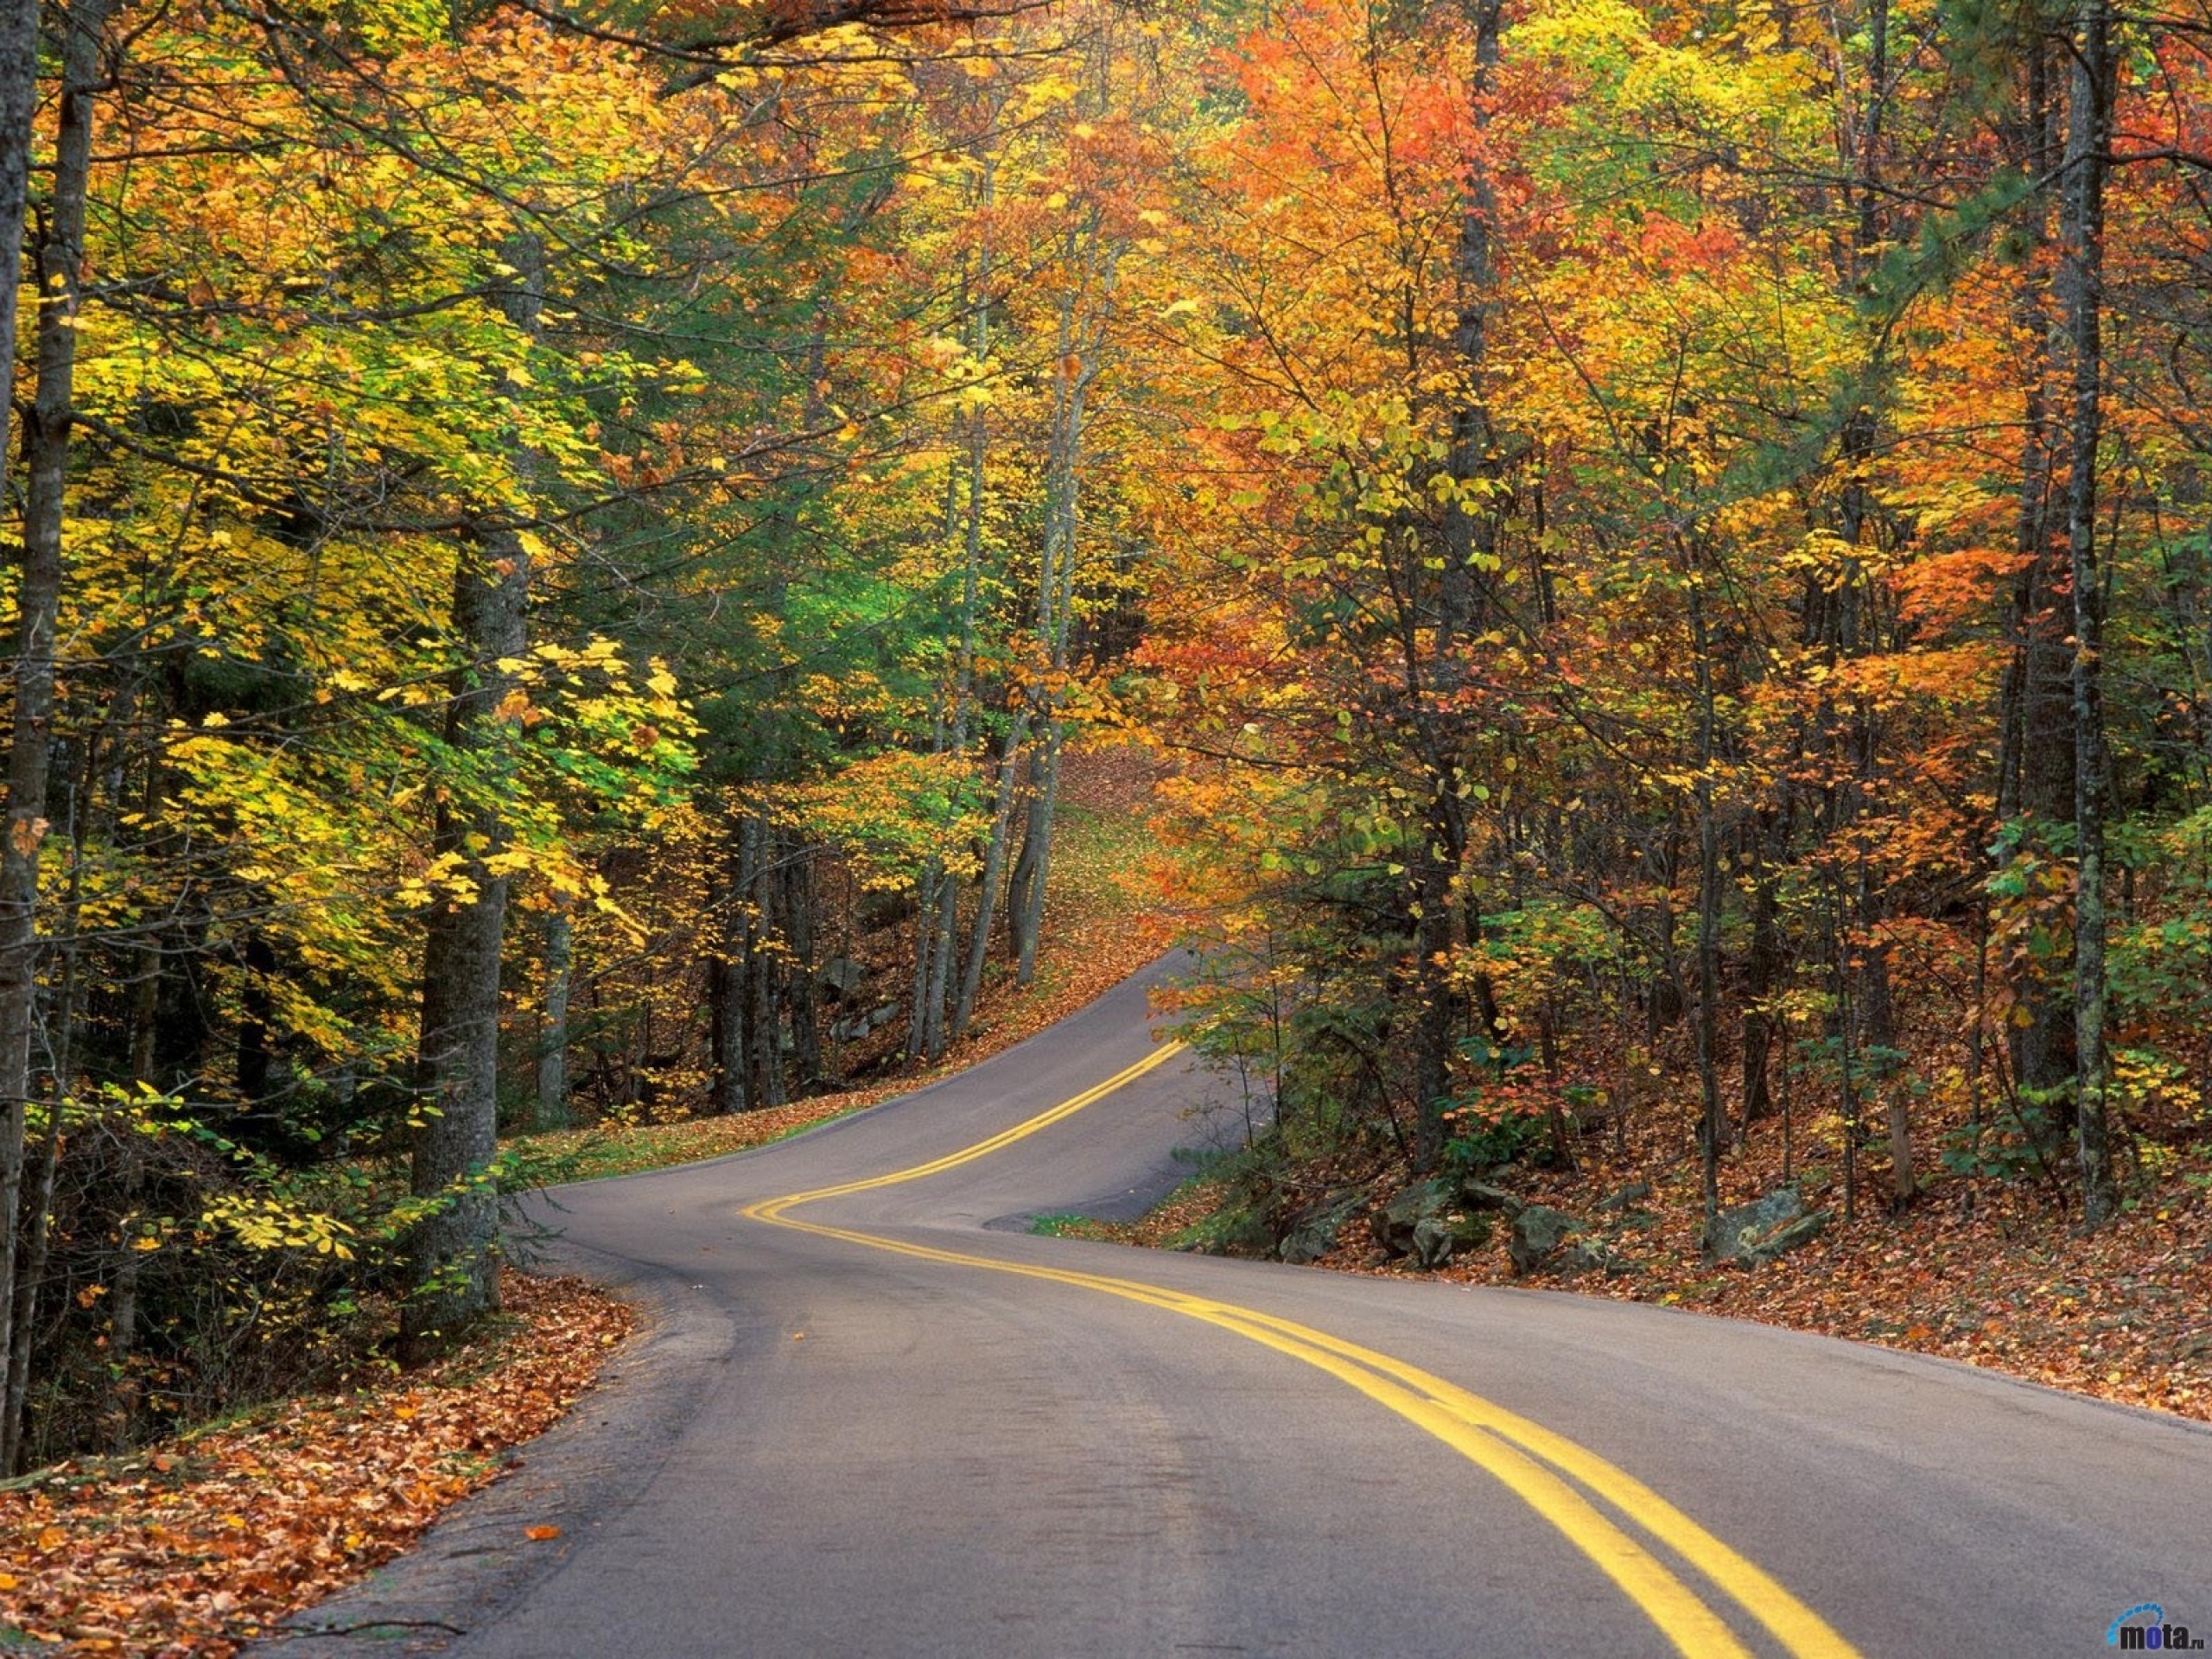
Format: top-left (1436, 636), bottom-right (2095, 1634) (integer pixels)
top-left (1596, 1179), bottom-right (1652, 1212)
top-left (1370, 1180), bottom-right (1491, 1268)
top-left (1373, 1179), bottom-right (1453, 1258)
top-left (1509, 1204), bottom-right (1581, 1274)
top-left (1279, 1191), bottom-right (1365, 1266)
top-left (1555, 1237), bottom-right (1615, 1277)
top-left (817, 957), bottom-right (868, 999)
top-left (1740, 1209), bottom-right (1831, 1267)
top-left (1456, 1179), bottom-right (1524, 1215)
top-left (1704, 1189), bottom-right (1830, 1267)
top-left (1410, 1216), bottom-right (1457, 1269)
top-left (830, 1000), bottom-right (901, 1042)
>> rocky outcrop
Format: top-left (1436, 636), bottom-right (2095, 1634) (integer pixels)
top-left (1508, 1204), bottom-right (1583, 1274)
top-left (1703, 1189), bottom-right (1832, 1268)
top-left (1370, 1180), bottom-right (1493, 1269)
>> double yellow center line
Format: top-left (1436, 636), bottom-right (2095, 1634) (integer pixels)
top-left (742, 1041), bottom-right (1859, 1659)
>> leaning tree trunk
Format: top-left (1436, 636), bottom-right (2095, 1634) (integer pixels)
top-left (0, 0), bottom-right (109, 1462)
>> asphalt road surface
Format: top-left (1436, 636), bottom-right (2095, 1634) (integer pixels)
top-left (275, 958), bottom-right (2212, 1657)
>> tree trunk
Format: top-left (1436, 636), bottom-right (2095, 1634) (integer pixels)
top-left (0, 0), bottom-right (36, 472)
top-left (952, 710), bottom-right (1029, 1042)
top-left (535, 905), bottom-right (572, 1132)
top-left (708, 950), bottom-right (745, 1115)
top-left (4, 777), bottom-right (86, 1470)
top-left (785, 853), bottom-right (822, 1085)
top-left (743, 821), bottom-right (784, 1109)
top-left (0, 0), bottom-right (108, 1445)
top-left (1008, 207), bottom-right (1109, 989)
top-left (707, 814), bottom-right (748, 1115)
top-left (1011, 727), bottom-right (1064, 988)
top-left (907, 861), bottom-right (942, 1062)
top-left (1688, 575), bottom-right (1726, 1225)
top-left (1410, 0), bottom-right (1504, 1169)
top-left (2004, 38), bottom-right (2079, 1106)
top-left (404, 236), bottom-right (541, 1358)
top-left (1739, 840), bottom-right (1784, 1126)
top-left (2061, 0), bottom-right (2117, 1226)
top-left (404, 531), bottom-right (528, 1357)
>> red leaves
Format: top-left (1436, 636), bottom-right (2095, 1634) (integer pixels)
top-left (0, 1274), bottom-right (632, 1658)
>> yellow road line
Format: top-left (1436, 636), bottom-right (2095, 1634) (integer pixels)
top-left (742, 1039), bottom-right (1859, 1659)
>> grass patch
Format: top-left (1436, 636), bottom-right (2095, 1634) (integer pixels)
top-left (1026, 1212), bottom-right (1114, 1239)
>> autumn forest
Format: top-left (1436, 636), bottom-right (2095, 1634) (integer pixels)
top-left (0, 0), bottom-right (2209, 1483)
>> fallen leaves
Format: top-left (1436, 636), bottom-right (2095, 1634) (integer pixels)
top-left (1293, 1133), bottom-right (2212, 1427)
top-left (0, 1273), bottom-right (632, 1657)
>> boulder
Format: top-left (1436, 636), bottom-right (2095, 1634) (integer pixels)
top-left (1704, 1189), bottom-right (1831, 1268)
top-left (1555, 1237), bottom-right (1616, 1278)
top-left (1456, 1179), bottom-right (1524, 1215)
top-left (1740, 1209), bottom-right (1832, 1267)
top-left (1279, 1191), bottom-right (1366, 1266)
top-left (817, 957), bottom-right (868, 1000)
top-left (1508, 1204), bottom-right (1582, 1274)
top-left (1373, 1180), bottom-right (1452, 1258)
top-left (1371, 1180), bottom-right (1491, 1268)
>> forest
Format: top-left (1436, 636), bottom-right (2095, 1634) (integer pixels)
top-left (0, 0), bottom-right (2208, 1478)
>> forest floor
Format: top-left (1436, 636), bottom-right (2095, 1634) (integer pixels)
top-left (0, 742), bottom-right (1174, 1656)
top-left (1087, 1124), bottom-right (2212, 1427)
top-left (0, 1274), bottom-right (630, 1655)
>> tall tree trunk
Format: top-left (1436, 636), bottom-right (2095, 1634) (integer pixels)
top-left (743, 821), bottom-right (784, 1109)
top-left (1008, 210), bottom-right (1110, 989)
top-left (2004, 38), bottom-right (2079, 1105)
top-left (404, 237), bottom-right (540, 1358)
top-left (785, 853), bottom-right (822, 1085)
top-left (405, 532), bottom-right (528, 1356)
top-left (1409, 0), bottom-right (1504, 1168)
top-left (708, 814), bottom-right (748, 1115)
top-left (534, 904), bottom-right (572, 1132)
top-left (0, 0), bottom-right (36, 471)
top-left (1689, 575), bottom-right (1726, 1226)
top-left (0, 0), bottom-right (107, 1446)
top-left (952, 710), bottom-right (1029, 1042)
top-left (4, 762), bottom-right (86, 1470)
top-left (2061, 0), bottom-right (2117, 1226)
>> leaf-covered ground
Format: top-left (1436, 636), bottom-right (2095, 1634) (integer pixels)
top-left (0, 1273), bottom-right (631, 1656)
top-left (1096, 1135), bottom-right (2212, 1427)
top-left (1487, 1148), bottom-right (2212, 1424)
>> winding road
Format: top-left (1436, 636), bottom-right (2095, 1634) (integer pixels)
top-left (277, 959), bottom-right (2212, 1657)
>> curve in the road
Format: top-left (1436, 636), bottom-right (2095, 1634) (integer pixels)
top-left (743, 1039), bottom-right (1858, 1659)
